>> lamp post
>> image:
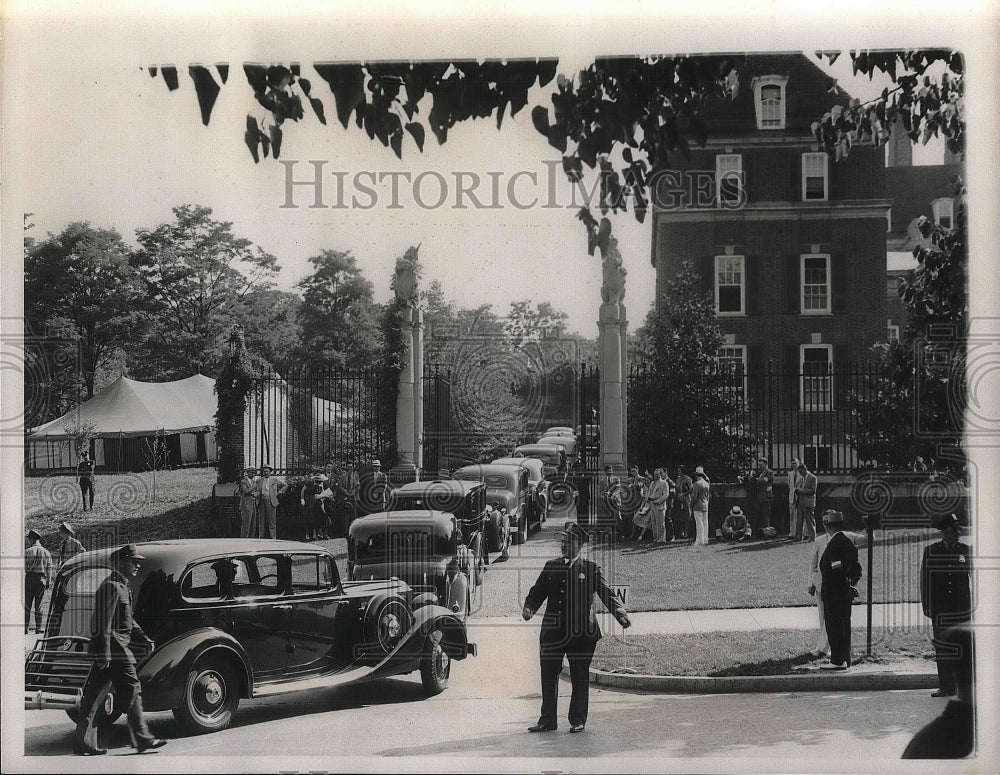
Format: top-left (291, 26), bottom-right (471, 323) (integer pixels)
top-left (861, 512), bottom-right (882, 656)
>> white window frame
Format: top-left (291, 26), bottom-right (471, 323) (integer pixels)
top-left (802, 152), bottom-right (829, 201)
top-left (751, 75), bottom-right (788, 130)
top-left (931, 197), bottom-right (954, 229)
top-left (714, 255), bottom-right (746, 316)
top-left (717, 345), bottom-right (748, 407)
top-left (715, 154), bottom-right (743, 208)
top-left (887, 324), bottom-right (900, 343)
top-left (800, 254), bottom-right (831, 315)
top-left (800, 344), bottom-right (833, 412)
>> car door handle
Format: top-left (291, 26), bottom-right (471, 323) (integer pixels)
top-left (274, 604), bottom-right (293, 610)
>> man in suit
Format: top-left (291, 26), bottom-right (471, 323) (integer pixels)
top-left (745, 456), bottom-right (774, 537)
top-left (818, 510), bottom-right (862, 670)
top-left (25, 529), bottom-right (52, 634)
top-left (73, 544), bottom-right (166, 755)
top-left (920, 513), bottom-right (973, 697)
top-left (77, 450), bottom-right (96, 511)
top-left (786, 457), bottom-right (801, 537)
top-left (237, 467), bottom-right (258, 538)
top-left (793, 460), bottom-right (818, 542)
top-left (255, 465), bottom-right (287, 539)
top-left (522, 522), bottom-right (631, 733)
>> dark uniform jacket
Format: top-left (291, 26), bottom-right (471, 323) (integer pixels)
top-left (524, 556), bottom-right (627, 644)
top-left (920, 540), bottom-right (972, 622)
top-left (88, 570), bottom-right (149, 664)
top-left (819, 531), bottom-right (862, 604)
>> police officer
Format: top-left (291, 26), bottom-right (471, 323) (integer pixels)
top-left (73, 544), bottom-right (167, 755)
top-left (522, 522), bottom-right (630, 733)
top-left (920, 513), bottom-right (973, 697)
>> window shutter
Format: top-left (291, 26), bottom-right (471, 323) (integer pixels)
top-left (787, 254), bottom-right (801, 314)
top-left (785, 344), bottom-right (800, 408)
top-left (748, 344), bottom-right (764, 407)
top-left (831, 253), bottom-right (848, 314)
top-left (701, 255), bottom-right (715, 300)
top-left (745, 254), bottom-right (758, 314)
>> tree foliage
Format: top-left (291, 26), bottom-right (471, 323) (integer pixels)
top-left (131, 204), bottom-right (279, 379)
top-left (629, 261), bottom-right (754, 477)
top-left (812, 50), bottom-right (967, 470)
top-left (24, 222), bottom-right (140, 405)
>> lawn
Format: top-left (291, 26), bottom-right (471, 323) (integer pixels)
top-left (585, 530), bottom-right (937, 611)
top-left (591, 627), bottom-right (935, 677)
top-left (24, 468), bottom-right (222, 546)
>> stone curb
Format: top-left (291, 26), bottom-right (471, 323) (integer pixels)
top-left (565, 666), bottom-right (938, 693)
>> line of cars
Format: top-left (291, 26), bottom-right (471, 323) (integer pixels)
top-left (23, 426), bottom-right (582, 741)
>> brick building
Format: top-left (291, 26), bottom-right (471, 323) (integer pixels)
top-left (649, 53), bottom-right (892, 470)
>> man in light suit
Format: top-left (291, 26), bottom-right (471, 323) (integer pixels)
top-left (787, 457), bottom-right (801, 537)
top-left (793, 460), bottom-right (818, 542)
top-left (255, 465), bottom-right (287, 539)
top-left (522, 522), bottom-right (630, 733)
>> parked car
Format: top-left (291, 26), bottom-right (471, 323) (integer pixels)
top-left (25, 540), bottom-right (476, 735)
top-left (492, 456), bottom-right (549, 524)
top-left (348, 510), bottom-right (477, 618)
top-left (453, 463), bottom-right (537, 546)
top-left (543, 426), bottom-right (575, 436)
top-left (387, 480), bottom-right (490, 584)
top-left (537, 434), bottom-right (578, 464)
top-left (513, 443), bottom-right (566, 475)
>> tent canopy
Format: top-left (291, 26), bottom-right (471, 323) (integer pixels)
top-left (29, 374), bottom-right (217, 440)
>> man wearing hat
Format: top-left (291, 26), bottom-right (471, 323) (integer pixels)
top-left (792, 460), bottom-right (818, 542)
top-left (300, 473), bottom-right (332, 541)
top-left (238, 467), bottom-right (259, 538)
top-left (743, 456), bottom-right (774, 537)
top-left (690, 466), bottom-right (711, 545)
top-left (720, 506), bottom-right (752, 541)
top-left (359, 459), bottom-right (390, 516)
top-left (57, 521), bottom-right (85, 567)
top-left (522, 522), bottom-right (631, 733)
top-left (920, 514), bottom-right (972, 697)
top-left (818, 510), bottom-right (862, 670)
top-left (73, 545), bottom-right (166, 755)
top-left (77, 449), bottom-right (96, 511)
top-left (25, 529), bottom-right (52, 633)
top-left (255, 465), bottom-right (287, 539)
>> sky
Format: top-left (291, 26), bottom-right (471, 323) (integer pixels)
top-left (1, 3), bottom-right (964, 340)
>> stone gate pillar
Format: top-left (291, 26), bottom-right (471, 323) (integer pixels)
top-left (412, 306), bottom-right (424, 474)
top-left (395, 306), bottom-right (417, 472)
top-left (598, 302), bottom-right (627, 469)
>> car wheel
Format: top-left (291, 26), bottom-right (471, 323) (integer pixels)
top-left (66, 682), bottom-right (122, 728)
top-left (367, 597), bottom-right (414, 654)
top-left (419, 629), bottom-right (451, 696)
top-left (172, 655), bottom-right (240, 735)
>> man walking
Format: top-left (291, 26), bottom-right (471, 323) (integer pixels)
top-left (57, 521), bottom-right (85, 567)
top-left (256, 465), bottom-right (287, 539)
top-left (920, 513), bottom-right (972, 697)
top-left (818, 510), bottom-right (862, 670)
top-left (25, 529), bottom-right (52, 634)
top-left (522, 522), bottom-right (630, 733)
top-left (73, 544), bottom-right (166, 755)
top-left (793, 460), bottom-right (818, 542)
top-left (77, 449), bottom-right (96, 511)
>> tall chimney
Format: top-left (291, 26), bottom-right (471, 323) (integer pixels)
top-left (885, 115), bottom-right (912, 167)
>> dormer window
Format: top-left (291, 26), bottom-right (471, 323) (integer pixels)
top-left (752, 75), bottom-right (788, 130)
top-left (932, 198), bottom-right (954, 229)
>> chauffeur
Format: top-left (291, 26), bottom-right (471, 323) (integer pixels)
top-left (522, 522), bottom-right (631, 733)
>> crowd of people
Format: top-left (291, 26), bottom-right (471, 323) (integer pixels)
top-left (236, 458), bottom-right (390, 541)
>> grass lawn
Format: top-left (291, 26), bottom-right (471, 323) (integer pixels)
top-left (586, 531), bottom-right (937, 611)
top-left (24, 468), bottom-right (222, 546)
top-left (592, 627), bottom-right (935, 677)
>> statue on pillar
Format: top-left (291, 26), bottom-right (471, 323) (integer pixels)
top-left (392, 244), bottom-right (421, 307)
top-left (580, 212), bottom-right (627, 306)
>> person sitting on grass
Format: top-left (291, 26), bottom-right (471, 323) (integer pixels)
top-left (718, 506), bottom-right (752, 542)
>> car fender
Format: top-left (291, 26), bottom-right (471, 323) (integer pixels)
top-left (138, 627), bottom-right (253, 712)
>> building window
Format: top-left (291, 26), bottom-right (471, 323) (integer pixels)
top-left (801, 254), bottom-right (831, 314)
top-left (800, 345), bottom-right (833, 411)
top-left (715, 255), bottom-right (745, 315)
top-left (751, 75), bottom-right (788, 130)
top-left (802, 153), bottom-right (829, 201)
top-left (887, 324), bottom-right (900, 343)
top-left (804, 441), bottom-right (832, 471)
top-left (717, 345), bottom-right (747, 406)
top-left (716, 154), bottom-right (743, 207)
top-left (932, 198), bottom-right (954, 229)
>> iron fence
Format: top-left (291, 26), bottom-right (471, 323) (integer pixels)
top-left (422, 365), bottom-right (452, 475)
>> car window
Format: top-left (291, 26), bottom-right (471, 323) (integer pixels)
top-left (483, 474), bottom-right (511, 490)
top-left (290, 554), bottom-right (336, 593)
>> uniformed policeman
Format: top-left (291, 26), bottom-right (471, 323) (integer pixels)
top-left (73, 544), bottom-right (167, 755)
top-left (522, 522), bottom-right (630, 733)
top-left (920, 513), bottom-right (973, 697)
